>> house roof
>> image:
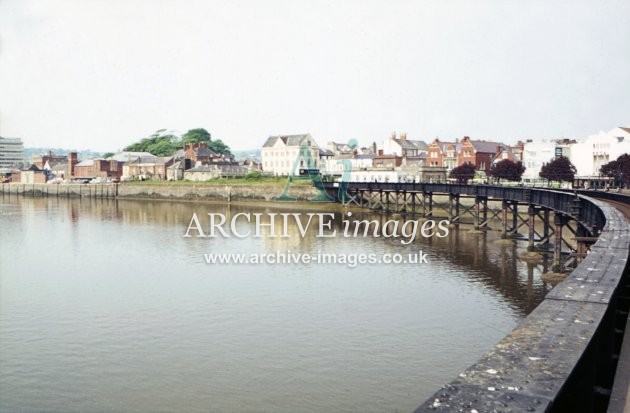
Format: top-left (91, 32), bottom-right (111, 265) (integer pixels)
top-left (109, 151), bottom-right (154, 162)
top-left (319, 148), bottom-right (335, 157)
top-left (409, 140), bottom-right (428, 151)
top-left (470, 140), bottom-right (503, 153)
top-left (194, 146), bottom-right (218, 158)
top-left (23, 164), bottom-right (42, 171)
top-left (490, 148), bottom-right (518, 164)
top-left (619, 127), bottom-right (630, 134)
top-left (75, 159), bottom-right (95, 167)
top-left (355, 154), bottom-right (375, 159)
top-left (126, 155), bottom-right (163, 165)
top-left (262, 134), bottom-right (314, 148)
top-left (434, 141), bottom-right (457, 151)
top-left (392, 138), bottom-right (428, 151)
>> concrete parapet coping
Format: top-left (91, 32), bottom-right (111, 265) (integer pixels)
top-left (413, 192), bottom-right (629, 412)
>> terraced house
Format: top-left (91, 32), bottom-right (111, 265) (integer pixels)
top-left (457, 136), bottom-right (503, 172)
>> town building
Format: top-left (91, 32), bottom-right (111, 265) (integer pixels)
top-left (571, 127), bottom-right (630, 177)
top-left (382, 133), bottom-right (427, 158)
top-left (20, 164), bottom-right (47, 183)
top-left (31, 151), bottom-right (67, 169)
top-left (426, 139), bottom-right (459, 170)
top-left (457, 137), bottom-right (503, 172)
top-left (326, 141), bottom-right (356, 157)
top-left (261, 134), bottom-right (320, 175)
top-left (43, 160), bottom-right (68, 180)
top-left (183, 164), bottom-right (249, 181)
top-left (184, 142), bottom-right (221, 165)
top-left (122, 155), bottom-right (176, 180)
top-left (0, 137), bottom-right (24, 168)
top-left (491, 146), bottom-right (521, 166)
top-left (320, 153), bottom-right (375, 177)
top-left (73, 159), bottom-right (124, 180)
top-left (522, 139), bottom-right (574, 182)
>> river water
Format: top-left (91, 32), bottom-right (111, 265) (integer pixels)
top-left (0, 196), bottom-right (552, 413)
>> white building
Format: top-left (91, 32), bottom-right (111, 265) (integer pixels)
top-left (522, 139), bottom-right (573, 182)
top-left (571, 127), bottom-right (630, 177)
top-left (0, 137), bottom-right (24, 168)
top-left (261, 134), bottom-right (320, 175)
top-left (320, 154), bottom-right (375, 176)
top-left (381, 133), bottom-right (428, 157)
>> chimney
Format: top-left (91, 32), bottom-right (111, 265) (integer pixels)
top-left (68, 152), bottom-right (78, 177)
top-left (400, 133), bottom-right (407, 141)
top-left (378, 149), bottom-right (384, 156)
top-left (391, 132), bottom-right (396, 140)
top-left (199, 142), bottom-right (208, 149)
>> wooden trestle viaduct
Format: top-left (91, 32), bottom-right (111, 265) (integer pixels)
top-left (323, 182), bottom-right (607, 273)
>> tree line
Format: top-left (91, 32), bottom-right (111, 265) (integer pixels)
top-left (118, 128), bottom-right (232, 157)
top-left (449, 153), bottom-right (628, 187)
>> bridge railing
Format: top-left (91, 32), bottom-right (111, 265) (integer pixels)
top-left (325, 182), bottom-right (608, 234)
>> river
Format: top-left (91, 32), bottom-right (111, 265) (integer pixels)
top-left (0, 196), bottom-right (552, 412)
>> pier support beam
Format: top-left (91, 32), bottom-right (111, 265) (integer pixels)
top-left (423, 192), bottom-right (433, 218)
top-left (448, 193), bottom-right (460, 223)
top-left (502, 200), bottom-right (509, 238)
top-left (512, 202), bottom-right (519, 235)
top-left (473, 196), bottom-right (488, 230)
top-left (553, 213), bottom-right (569, 272)
top-left (528, 204), bottom-right (536, 251)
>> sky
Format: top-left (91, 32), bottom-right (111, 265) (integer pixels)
top-left (1, 0), bottom-right (629, 152)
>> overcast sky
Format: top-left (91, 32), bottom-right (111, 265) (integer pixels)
top-left (1, 0), bottom-right (629, 152)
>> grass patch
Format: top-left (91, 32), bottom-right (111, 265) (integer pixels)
top-left (122, 177), bottom-right (312, 186)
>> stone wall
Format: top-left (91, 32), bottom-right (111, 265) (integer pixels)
top-left (0, 182), bottom-right (318, 202)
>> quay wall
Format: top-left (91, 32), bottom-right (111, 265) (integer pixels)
top-left (0, 183), bottom-right (318, 202)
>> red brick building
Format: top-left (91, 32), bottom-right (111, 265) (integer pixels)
top-left (426, 139), bottom-right (458, 167)
top-left (73, 159), bottom-right (124, 179)
top-left (31, 151), bottom-right (67, 169)
top-left (373, 151), bottom-right (403, 168)
top-left (457, 136), bottom-right (503, 172)
top-left (184, 143), bottom-right (219, 164)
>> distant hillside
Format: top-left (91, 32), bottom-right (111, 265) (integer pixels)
top-left (232, 149), bottom-right (260, 161)
top-left (23, 147), bottom-right (103, 162)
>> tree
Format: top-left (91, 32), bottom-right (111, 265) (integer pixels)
top-left (123, 128), bottom-right (232, 157)
top-left (124, 129), bottom-right (179, 156)
top-left (539, 156), bottom-right (576, 184)
top-left (182, 128), bottom-right (211, 144)
top-left (600, 153), bottom-right (630, 188)
top-left (102, 152), bottom-right (115, 159)
top-left (208, 139), bottom-right (232, 156)
top-left (488, 159), bottom-right (526, 183)
top-left (450, 162), bottom-right (476, 183)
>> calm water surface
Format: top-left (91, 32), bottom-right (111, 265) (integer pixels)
top-left (0, 196), bottom-right (552, 413)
